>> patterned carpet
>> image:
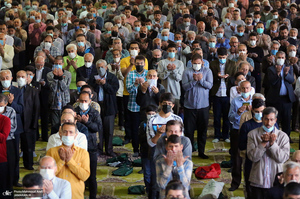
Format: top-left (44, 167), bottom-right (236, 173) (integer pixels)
top-left (18, 115), bottom-right (299, 199)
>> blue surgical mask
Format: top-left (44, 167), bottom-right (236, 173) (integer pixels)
top-left (257, 28), bottom-right (264, 34)
top-left (271, 49), bottom-right (278, 56)
top-left (262, 125), bottom-right (274, 133)
top-left (41, 10), bottom-right (47, 14)
top-left (93, 13), bottom-right (96, 17)
top-left (237, 32), bottom-right (244, 36)
top-left (77, 86), bottom-right (81, 93)
top-left (162, 36), bottom-right (168, 41)
top-left (254, 112), bottom-right (262, 121)
top-left (35, 19), bottom-right (41, 23)
top-left (146, 25), bottom-right (151, 30)
top-left (82, 6), bottom-right (86, 9)
top-left (77, 42), bottom-right (85, 47)
top-left (209, 42), bottom-right (216, 48)
top-left (30, 16), bottom-right (35, 19)
top-left (217, 33), bottom-right (223, 38)
top-left (107, 30), bottom-right (111, 34)
top-left (219, 58), bottom-right (226, 64)
top-left (61, 23), bottom-right (67, 27)
top-left (75, 26), bottom-right (80, 30)
top-left (134, 27), bottom-right (140, 32)
top-left (0, 40), bottom-right (4, 45)
top-left (241, 92), bottom-right (250, 98)
top-left (168, 52), bottom-right (175, 58)
top-left (30, 75), bottom-right (34, 79)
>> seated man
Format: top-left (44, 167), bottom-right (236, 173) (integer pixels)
top-left (154, 120), bottom-right (192, 161)
top-left (165, 180), bottom-right (187, 199)
top-left (47, 112), bottom-right (88, 151)
top-left (156, 134), bottom-right (193, 199)
top-left (46, 122), bottom-right (90, 199)
top-left (22, 173), bottom-right (44, 194)
top-left (39, 156), bottom-right (72, 198)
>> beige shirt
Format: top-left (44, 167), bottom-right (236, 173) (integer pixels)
top-left (1, 44), bottom-right (14, 70)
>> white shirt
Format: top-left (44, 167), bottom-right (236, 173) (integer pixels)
top-left (5, 35), bottom-right (14, 46)
top-left (230, 86), bottom-right (255, 103)
top-left (46, 131), bottom-right (88, 151)
top-left (36, 68), bottom-right (44, 82)
top-left (43, 177), bottom-right (72, 199)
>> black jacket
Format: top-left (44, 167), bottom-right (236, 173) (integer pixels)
top-left (76, 64), bottom-right (98, 83)
top-left (32, 67), bottom-right (52, 107)
top-left (89, 71), bottom-right (119, 116)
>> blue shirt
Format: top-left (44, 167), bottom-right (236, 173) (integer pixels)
top-left (228, 96), bottom-right (252, 130)
top-left (186, 59), bottom-right (209, 68)
top-left (215, 37), bottom-right (230, 49)
top-left (126, 69), bottom-right (148, 112)
top-left (158, 32), bottom-right (175, 42)
top-left (280, 64), bottom-right (288, 96)
top-left (98, 73), bottom-right (107, 102)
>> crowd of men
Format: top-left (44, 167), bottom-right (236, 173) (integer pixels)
top-left (1, 0), bottom-right (300, 198)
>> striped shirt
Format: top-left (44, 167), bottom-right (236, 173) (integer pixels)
top-left (126, 69), bottom-right (148, 112)
top-left (216, 63), bottom-right (227, 97)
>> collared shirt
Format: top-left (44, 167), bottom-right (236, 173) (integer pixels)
top-left (97, 73), bottom-right (107, 102)
top-left (124, 15), bottom-right (138, 27)
top-left (156, 157), bottom-right (193, 199)
top-left (43, 176), bottom-right (72, 199)
top-left (280, 65), bottom-right (288, 96)
top-left (182, 67), bottom-right (213, 109)
top-left (61, 25), bottom-right (68, 44)
top-left (126, 69), bottom-right (148, 112)
top-left (85, 66), bottom-right (93, 79)
top-left (228, 96), bottom-right (253, 130)
top-left (46, 131), bottom-right (88, 151)
top-left (215, 37), bottom-right (230, 49)
top-left (2, 106), bottom-right (16, 140)
top-left (34, 44), bottom-right (61, 63)
top-left (1, 44), bottom-right (14, 70)
top-left (216, 63), bottom-right (227, 97)
top-left (36, 68), bottom-right (43, 82)
top-left (46, 145), bottom-right (90, 199)
top-left (63, 54), bottom-right (84, 90)
top-left (28, 22), bottom-right (47, 46)
top-left (220, 22), bottom-right (237, 39)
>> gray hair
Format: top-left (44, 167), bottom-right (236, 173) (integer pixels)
top-left (238, 61), bottom-right (250, 69)
top-left (291, 28), bottom-right (298, 34)
top-left (104, 22), bottom-right (113, 29)
top-left (262, 107), bottom-right (278, 118)
top-left (209, 35), bottom-right (216, 40)
top-left (96, 59), bottom-right (107, 66)
top-left (187, 31), bottom-right (196, 36)
top-left (113, 16), bottom-right (121, 22)
top-left (35, 55), bottom-right (45, 62)
top-left (152, 49), bottom-right (162, 55)
top-left (283, 161), bottom-right (300, 175)
top-left (161, 29), bottom-right (169, 35)
top-left (252, 93), bottom-right (266, 101)
top-left (271, 40), bottom-right (281, 48)
top-left (66, 43), bottom-right (77, 51)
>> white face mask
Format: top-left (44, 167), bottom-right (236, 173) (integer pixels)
top-left (225, 18), bottom-right (230, 24)
top-left (130, 49), bottom-right (138, 57)
top-left (17, 77), bottom-right (26, 87)
top-left (61, 135), bottom-right (75, 146)
top-left (239, 50), bottom-right (246, 55)
top-left (147, 114), bottom-right (153, 120)
top-left (193, 63), bottom-right (202, 71)
top-left (289, 51), bottom-right (297, 58)
top-left (1, 80), bottom-right (11, 88)
top-left (250, 40), bottom-right (256, 46)
top-left (0, 106), bottom-right (4, 113)
top-left (277, 58), bottom-right (285, 66)
top-left (85, 62), bottom-right (92, 68)
top-left (68, 52), bottom-right (76, 59)
top-left (111, 7), bottom-right (116, 12)
top-left (79, 102), bottom-right (89, 111)
top-left (291, 36), bottom-right (297, 40)
top-left (229, 3), bottom-right (234, 7)
top-left (81, 28), bottom-right (86, 34)
top-left (117, 23), bottom-right (122, 28)
top-left (114, 57), bottom-right (120, 63)
top-left (147, 79), bottom-right (157, 88)
top-left (40, 169), bottom-right (55, 180)
top-left (44, 42), bottom-right (51, 50)
top-left (186, 0), bottom-right (192, 4)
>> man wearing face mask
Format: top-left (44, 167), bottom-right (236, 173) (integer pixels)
top-left (128, 20), bottom-right (142, 43)
top-left (46, 122), bottom-right (90, 199)
top-left (16, 70), bottom-right (39, 171)
top-left (247, 107), bottom-right (290, 198)
top-left (77, 20), bottom-right (96, 48)
top-left (266, 51), bottom-right (296, 139)
top-left (33, 35), bottom-right (61, 64)
top-left (39, 156), bottom-right (72, 199)
top-left (125, 55), bottom-right (148, 156)
top-left (148, 49), bottom-right (165, 70)
top-left (221, 13), bottom-right (237, 39)
top-left (228, 80), bottom-right (252, 191)
top-left (136, 69), bottom-right (165, 120)
top-left (47, 56), bottom-right (71, 127)
top-left (89, 59), bottom-right (119, 157)
top-left (76, 53), bottom-right (97, 82)
top-left (0, 32), bottom-right (14, 72)
top-left (238, 99), bottom-right (266, 197)
top-left (215, 27), bottom-right (230, 49)
top-left (182, 53), bottom-right (213, 159)
top-left (105, 38), bottom-right (130, 64)
top-left (54, 15), bottom-right (74, 45)
top-left (120, 41), bottom-right (149, 144)
top-left (275, 26), bottom-right (297, 54)
top-left (176, 14), bottom-right (197, 33)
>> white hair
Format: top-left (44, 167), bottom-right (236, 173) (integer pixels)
top-left (66, 44), bottom-right (77, 51)
top-left (113, 16), bottom-right (121, 22)
top-left (283, 161), bottom-right (300, 175)
top-left (119, 14), bottom-right (126, 18)
top-left (291, 28), bottom-right (298, 34)
top-left (35, 55), bottom-right (45, 62)
top-left (96, 59), bottom-right (107, 66)
top-left (152, 49), bottom-right (162, 55)
top-left (104, 22), bottom-right (113, 29)
top-left (0, 70), bottom-right (12, 78)
top-left (252, 93), bottom-right (266, 101)
top-left (161, 29), bottom-right (169, 35)
top-left (187, 31), bottom-right (196, 36)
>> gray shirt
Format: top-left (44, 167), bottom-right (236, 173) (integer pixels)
top-left (157, 59), bottom-right (184, 99)
top-left (3, 106), bottom-right (17, 140)
top-left (182, 67), bottom-right (213, 109)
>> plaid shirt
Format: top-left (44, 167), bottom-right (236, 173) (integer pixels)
top-left (126, 70), bottom-right (148, 112)
top-left (156, 157), bottom-right (193, 199)
top-left (34, 44), bottom-right (61, 63)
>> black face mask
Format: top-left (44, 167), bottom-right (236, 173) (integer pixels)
top-left (208, 12), bottom-right (213, 16)
top-left (90, 25), bottom-right (95, 30)
top-left (135, 64), bottom-right (144, 72)
top-left (140, 33), bottom-right (147, 38)
top-left (111, 31), bottom-right (118, 37)
top-left (153, 44), bottom-right (160, 49)
top-left (153, 57), bottom-right (161, 62)
top-left (162, 104), bottom-right (172, 114)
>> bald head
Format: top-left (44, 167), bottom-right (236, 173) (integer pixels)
top-left (35, 56), bottom-right (45, 70)
top-left (84, 53), bottom-right (94, 63)
top-left (147, 69), bottom-right (158, 80)
top-left (292, 150), bottom-right (300, 163)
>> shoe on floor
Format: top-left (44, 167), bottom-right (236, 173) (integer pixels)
top-left (25, 166), bottom-right (34, 170)
top-left (212, 138), bottom-right (219, 143)
top-left (107, 152), bottom-right (117, 158)
top-left (228, 186), bottom-right (238, 191)
top-left (14, 183), bottom-right (22, 187)
top-left (138, 169), bottom-right (143, 174)
top-left (198, 153), bottom-right (209, 159)
top-left (133, 152), bottom-right (139, 157)
top-left (225, 139), bottom-right (230, 143)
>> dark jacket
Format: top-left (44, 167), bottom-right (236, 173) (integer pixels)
top-left (0, 85), bottom-right (24, 134)
top-left (75, 106), bottom-right (102, 152)
top-left (55, 23), bottom-right (74, 32)
top-left (22, 85), bottom-right (40, 132)
top-left (76, 64), bottom-right (97, 83)
top-left (209, 59), bottom-right (237, 96)
top-left (226, 75), bottom-right (256, 96)
top-left (266, 64), bottom-right (296, 104)
top-left (89, 71), bottom-right (119, 116)
top-left (32, 67), bottom-right (52, 107)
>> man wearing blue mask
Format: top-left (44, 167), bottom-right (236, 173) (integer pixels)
top-left (157, 43), bottom-right (184, 115)
top-left (47, 56), bottom-right (71, 127)
top-left (215, 27), bottom-right (230, 49)
top-left (266, 51), bottom-right (296, 139)
top-left (75, 34), bottom-right (95, 57)
top-left (247, 107), bottom-right (290, 198)
top-left (210, 47), bottom-right (236, 144)
top-left (228, 80), bottom-right (252, 191)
